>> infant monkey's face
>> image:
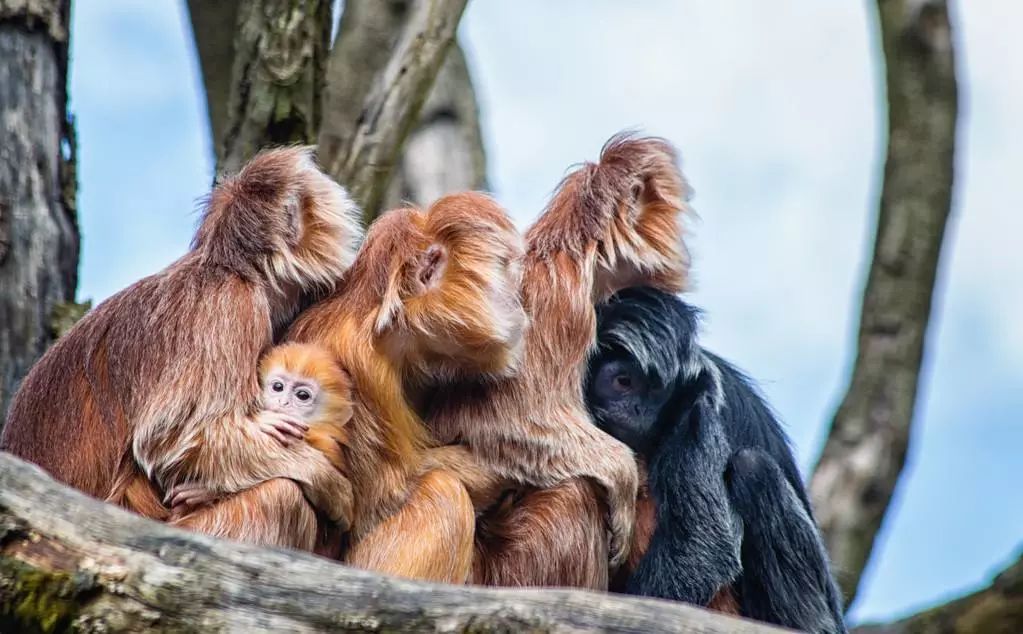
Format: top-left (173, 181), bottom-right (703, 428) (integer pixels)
top-left (262, 370), bottom-right (321, 419)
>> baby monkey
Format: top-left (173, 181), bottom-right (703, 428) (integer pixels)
top-left (168, 342), bottom-right (354, 514)
top-left (258, 342), bottom-right (354, 473)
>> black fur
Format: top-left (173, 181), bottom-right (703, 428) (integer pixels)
top-left (587, 287), bottom-right (845, 633)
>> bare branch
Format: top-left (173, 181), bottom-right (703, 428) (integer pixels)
top-left (854, 549), bottom-right (1023, 634)
top-left (384, 40), bottom-right (489, 209)
top-left (809, 0), bottom-right (959, 604)
top-left (212, 0), bottom-right (333, 175)
top-left (185, 0), bottom-right (241, 152)
top-left (317, 0), bottom-right (469, 224)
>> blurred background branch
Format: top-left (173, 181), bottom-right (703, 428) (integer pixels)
top-left (855, 548), bottom-right (1023, 633)
top-left (810, 0), bottom-right (959, 605)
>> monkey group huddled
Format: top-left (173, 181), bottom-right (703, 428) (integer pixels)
top-left (0, 135), bottom-right (846, 633)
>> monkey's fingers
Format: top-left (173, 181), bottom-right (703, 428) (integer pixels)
top-left (166, 483), bottom-right (219, 510)
top-left (259, 421), bottom-right (295, 446)
top-left (258, 416), bottom-right (308, 446)
top-left (271, 417), bottom-right (309, 440)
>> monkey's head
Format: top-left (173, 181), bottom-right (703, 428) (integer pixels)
top-left (193, 147), bottom-right (362, 315)
top-left (352, 192), bottom-right (526, 381)
top-left (259, 343), bottom-right (354, 423)
top-left (593, 135), bottom-right (692, 298)
top-left (586, 287), bottom-right (704, 457)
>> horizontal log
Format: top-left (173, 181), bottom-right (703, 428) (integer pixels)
top-left (0, 452), bottom-right (788, 633)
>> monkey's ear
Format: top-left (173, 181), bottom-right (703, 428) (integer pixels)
top-left (372, 243), bottom-right (447, 336)
top-left (416, 244), bottom-right (447, 291)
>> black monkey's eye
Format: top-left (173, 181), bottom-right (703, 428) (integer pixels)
top-left (592, 358), bottom-right (645, 401)
top-left (271, 381), bottom-right (285, 392)
top-left (296, 389), bottom-right (312, 402)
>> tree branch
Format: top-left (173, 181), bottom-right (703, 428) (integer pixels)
top-left (383, 39), bottom-right (489, 209)
top-left (809, 0), bottom-right (959, 604)
top-left (854, 549), bottom-right (1023, 634)
top-left (0, 452), bottom-right (786, 633)
top-left (317, 0), bottom-right (469, 224)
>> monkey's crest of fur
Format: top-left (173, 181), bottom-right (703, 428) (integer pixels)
top-left (595, 287), bottom-right (704, 387)
top-left (194, 146), bottom-right (363, 294)
top-left (527, 132), bottom-right (692, 300)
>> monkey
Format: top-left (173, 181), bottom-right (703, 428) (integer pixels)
top-left (586, 287), bottom-right (846, 633)
top-left (0, 147), bottom-right (361, 552)
top-left (257, 342), bottom-right (354, 469)
top-left (162, 342), bottom-right (356, 509)
top-left (413, 133), bottom-right (693, 589)
top-left (284, 190), bottom-right (525, 583)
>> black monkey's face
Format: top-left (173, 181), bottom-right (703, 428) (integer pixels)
top-left (587, 351), bottom-right (672, 456)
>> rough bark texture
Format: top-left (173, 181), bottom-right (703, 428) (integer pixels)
top-left (317, 0), bottom-right (469, 223)
top-left (809, 0), bottom-right (959, 605)
top-left (855, 550), bottom-right (1023, 634)
top-left (188, 0), bottom-right (475, 222)
top-left (214, 0), bottom-right (332, 175)
top-left (0, 453), bottom-right (788, 634)
top-left (0, 0), bottom-right (79, 431)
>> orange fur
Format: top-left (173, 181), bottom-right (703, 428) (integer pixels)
top-left (1, 147), bottom-right (361, 550)
top-left (259, 342), bottom-right (355, 472)
top-left (421, 133), bottom-right (692, 588)
top-left (287, 191), bottom-right (523, 581)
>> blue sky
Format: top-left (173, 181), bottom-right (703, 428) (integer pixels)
top-left (68, 1), bottom-right (1021, 624)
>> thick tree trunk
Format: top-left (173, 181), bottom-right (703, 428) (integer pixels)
top-left (0, 453), bottom-right (786, 633)
top-left (809, 0), bottom-right (959, 605)
top-left (0, 0), bottom-right (79, 430)
top-left (854, 549), bottom-right (1023, 634)
top-left (186, 0), bottom-right (241, 155)
top-left (211, 0), bottom-right (333, 176)
top-left (317, 0), bottom-right (469, 223)
top-left (188, 0), bottom-right (474, 223)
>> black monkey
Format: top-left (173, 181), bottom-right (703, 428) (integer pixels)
top-left (586, 287), bottom-right (845, 634)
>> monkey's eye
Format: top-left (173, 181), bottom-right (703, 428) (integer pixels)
top-left (271, 381), bottom-right (285, 392)
top-left (612, 374), bottom-right (633, 392)
top-left (295, 389), bottom-right (312, 402)
top-left (591, 358), bottom-right (646, 401)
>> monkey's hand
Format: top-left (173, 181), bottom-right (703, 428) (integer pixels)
top-left (166, 482), bottom-right (221, 514)
top-left (257, 410), bottom-right (309, 446)
top-left (603, 439), bottom-right (640, 569)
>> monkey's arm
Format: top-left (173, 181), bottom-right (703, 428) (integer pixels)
top-left (629, 401), bottom-right (742, 603)
top-left (561, 423), bottom-right (639, 569)
top-left (725, 448), bottom-right (847, 634)
top-left (137, 410), bottom-right (353, 527)
top-left (420, 444), bottom-right (510, 509)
